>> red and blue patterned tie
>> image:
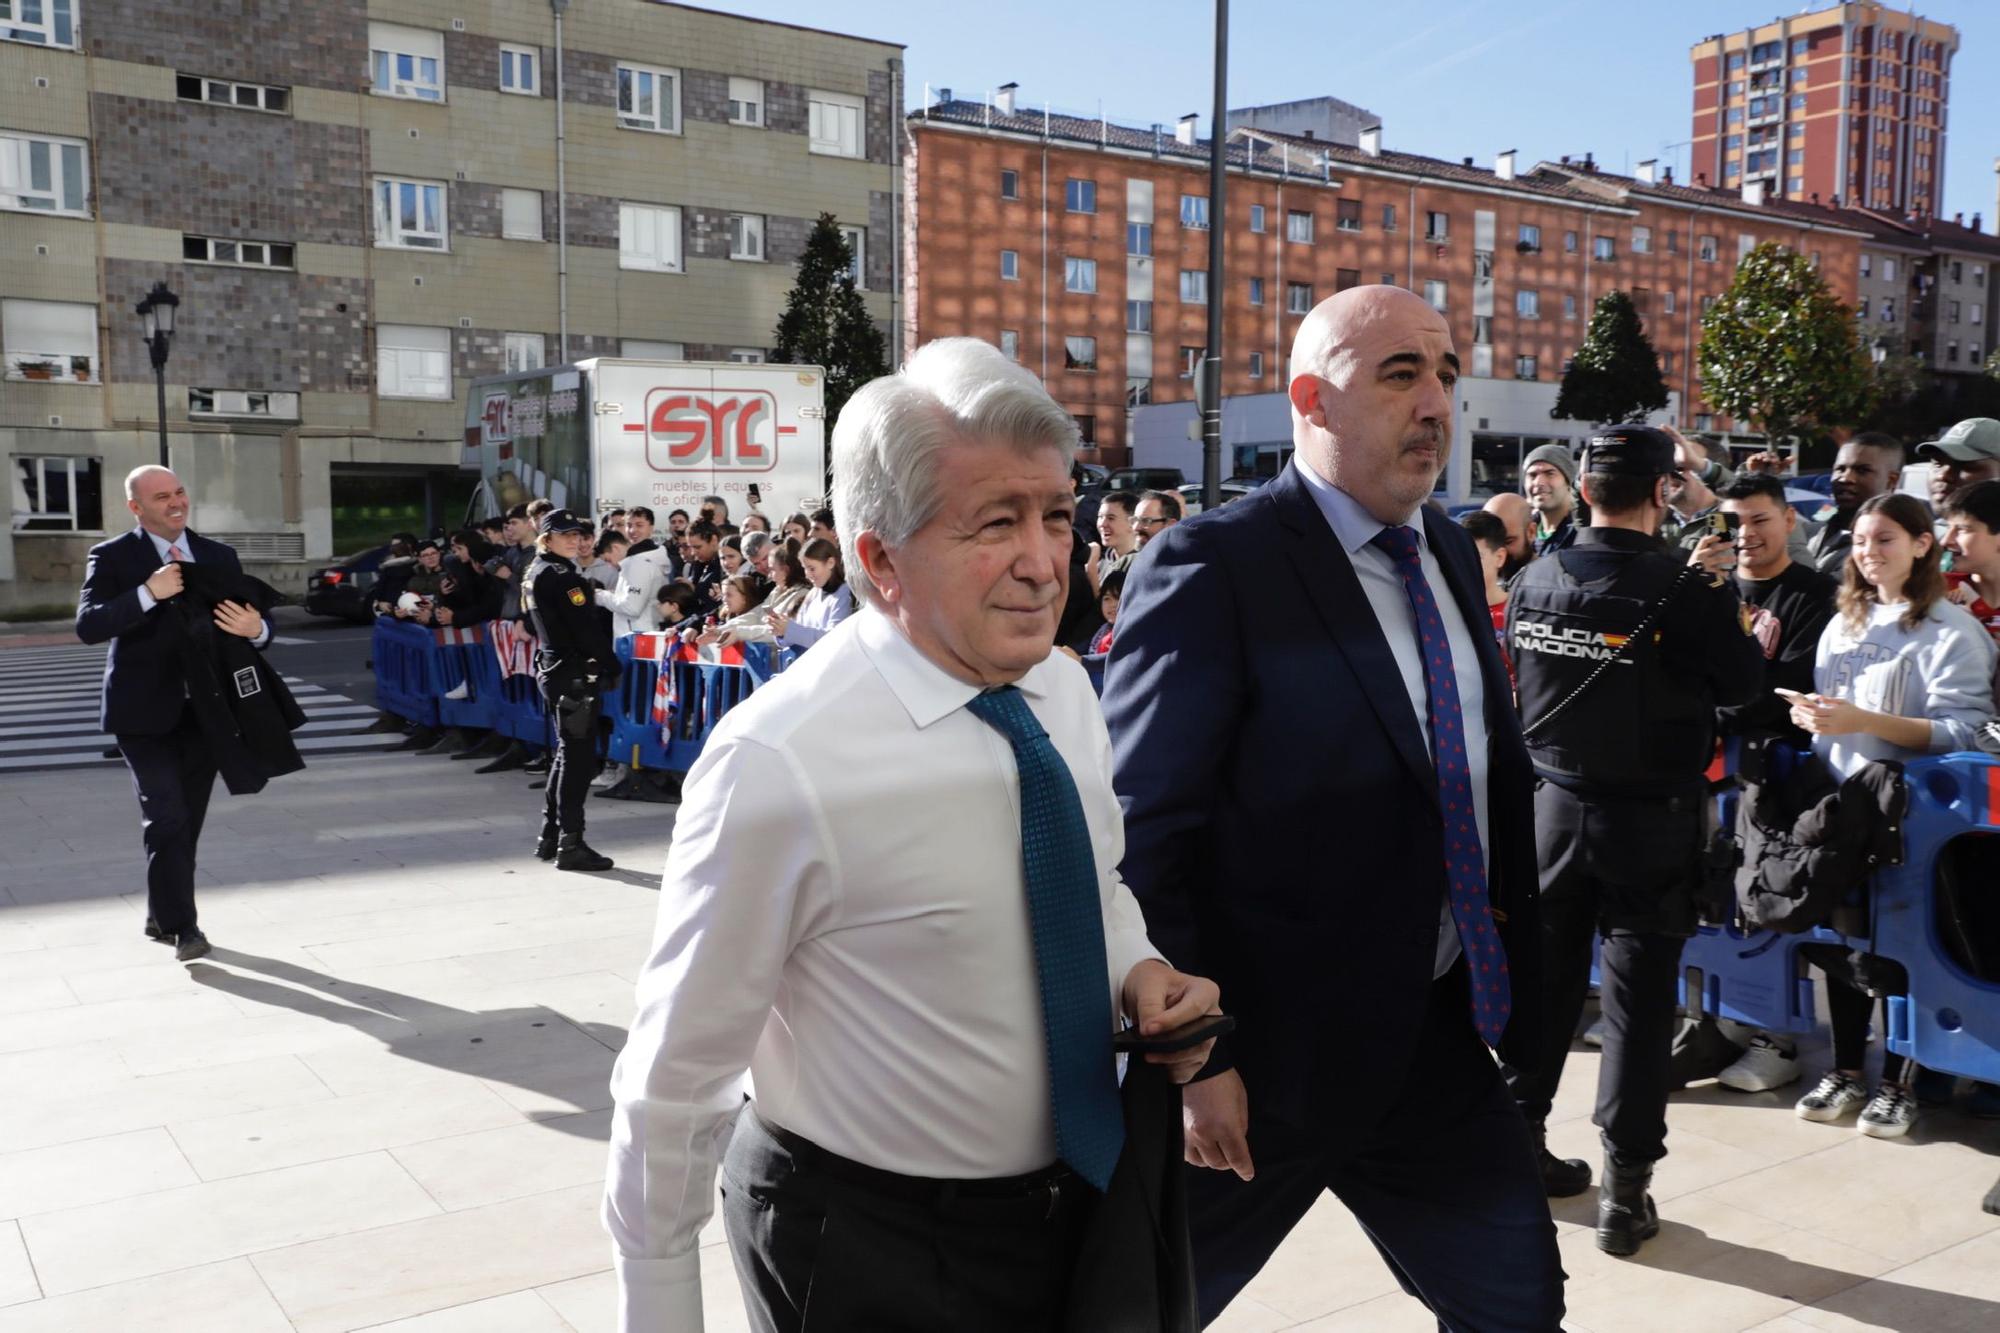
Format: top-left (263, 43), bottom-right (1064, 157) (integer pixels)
top-left (1369, 526), bottom-right (1511, 1047)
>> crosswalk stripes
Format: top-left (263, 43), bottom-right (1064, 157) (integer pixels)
top-left (0, 641), bottom-right (400, 772)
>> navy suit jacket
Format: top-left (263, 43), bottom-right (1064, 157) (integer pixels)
top-left (76, 527), bottom-right (245, 736)
top-left (1103, 462), bottom-right (1543, 1131)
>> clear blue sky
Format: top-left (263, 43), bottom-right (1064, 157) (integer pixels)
top-left (700, 0), bottom-right (1999, 226)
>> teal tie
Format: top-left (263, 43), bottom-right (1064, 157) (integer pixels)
top-left (965, 685), bottom-right (1125, 1191)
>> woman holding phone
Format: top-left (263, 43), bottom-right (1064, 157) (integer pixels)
top-left (1786, 493), bottom-right (1995, 1138)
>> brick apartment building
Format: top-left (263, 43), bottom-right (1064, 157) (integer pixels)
top-left (905, 93), bottom-right (1871, 474)
top-left (1, 1), bottom-right (902, 609)
top-left (1690, 3), bottom-right (1959, 218)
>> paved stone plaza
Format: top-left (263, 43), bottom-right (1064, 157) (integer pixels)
top-left (1, 746), bottom-right (1997, 1331)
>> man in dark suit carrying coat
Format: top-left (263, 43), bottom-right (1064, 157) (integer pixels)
top-left (1104, 287), bottom-right (1565, 1330)
top-left (76, 465), bottom-right (277, 962)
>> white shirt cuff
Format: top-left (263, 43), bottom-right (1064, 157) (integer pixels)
top-left (137, 587), bottom-right (157, 614)
top-left (615, 1251), bottom-right (704, 1333)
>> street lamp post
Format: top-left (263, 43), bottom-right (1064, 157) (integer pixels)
top-left (136, 281), bottom-right (179, 469)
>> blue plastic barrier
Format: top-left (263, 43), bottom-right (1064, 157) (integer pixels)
top-left (606, 638), bottom-right (774, 773)
top-left (434, 627), bottom-right (501, 734)
top-left (371, 617), bottom-right (440, 727)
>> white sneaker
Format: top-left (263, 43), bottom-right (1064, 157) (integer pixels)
top-left (1583, 1016), bottom-right (1606, 1048)
top-left (1795, 1071), bottom-right (1868, 1122)
top-left (1718, 1035), bottom-right (1802, 1093)
top-left (443, 681), bottom-right (470, 700)
top-left (591, 762), bottom-right (627, 788)
top-left (1859, 1083), bottom-right (1919, 1139)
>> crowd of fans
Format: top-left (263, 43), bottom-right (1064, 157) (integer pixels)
top-left (1459, 419), bottom-right (2000, 1137)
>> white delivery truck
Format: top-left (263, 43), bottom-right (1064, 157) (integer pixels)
top-left (462, 358), bottom-right (827, 524)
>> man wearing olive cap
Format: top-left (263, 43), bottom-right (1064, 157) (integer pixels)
top-left (524, 508), bottom-right (620, 871)
top-left (1916, 417), bottom-right (2000, 513)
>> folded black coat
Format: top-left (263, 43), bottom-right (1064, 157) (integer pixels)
top-left (1065, 1058), bottom-right (1199, 1333)
top-left (169, 563), bottom-right (308, 795)
top-left (1733, 737), bottom-right (1906, 935)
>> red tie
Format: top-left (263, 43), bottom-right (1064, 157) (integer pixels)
top-left (168, 544), bottom-right (185, 562)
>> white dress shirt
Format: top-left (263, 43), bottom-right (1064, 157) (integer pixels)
top-left (1294, 462), bottom-right (1491, 978)
top-left (133, 527), bottom-right (273, 649)
top-left (604, 609), bottom-right (1164, 1332)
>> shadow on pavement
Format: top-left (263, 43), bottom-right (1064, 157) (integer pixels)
top-left (187, 946), bottom-right (625, 1140)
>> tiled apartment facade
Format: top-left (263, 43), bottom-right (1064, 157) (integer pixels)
top-left (0, 0), bottom-right (901, 607)
top-left (905, 100), bottom-right (1871, 464)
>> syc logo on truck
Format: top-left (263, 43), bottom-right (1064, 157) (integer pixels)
top-left (628, 389), bottom-right (796, 473)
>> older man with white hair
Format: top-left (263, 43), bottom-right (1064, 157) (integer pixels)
top-left (604, 338), bottom-right (1224, 1332)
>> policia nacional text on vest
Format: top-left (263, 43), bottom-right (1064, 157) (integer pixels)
top-left (523, 508), bottom-right (620, 873)
top-left (1499, 426), bottom-right (1762, 1260)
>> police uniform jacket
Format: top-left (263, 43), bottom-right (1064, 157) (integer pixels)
top-left (524, 551), bottom-right (619, 694)
top-left (1509, 527), bottom-right (1762, 797)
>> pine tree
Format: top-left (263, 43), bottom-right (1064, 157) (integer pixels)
top-left (1551, 290), bottom-right (1669, 426)
top-left (1698, 241), bottom-right (1872, 447)
top-left (771, 212), bottom-right (888, 429)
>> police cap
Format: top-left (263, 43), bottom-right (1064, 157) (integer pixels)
top-left (1582, 426), bottom-right (1679, 479)
top-left (537, 508), bottom-right (591, 536)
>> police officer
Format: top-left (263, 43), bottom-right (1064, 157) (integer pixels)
top-left (1501, 426), bottom-right (1760, 1256)
top-left (523, 509), bottom-right (618, 872)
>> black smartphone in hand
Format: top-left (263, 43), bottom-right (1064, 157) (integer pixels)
top-left (1113, 1012), bottom-right (1235, 1054)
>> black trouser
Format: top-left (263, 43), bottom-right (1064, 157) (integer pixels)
top-left (116, 705), bottom-right (218, 937)
top-left (540, 682), bottom-right (596, 836)
top-left (1504, 781), bottom-right (1697, 1165)
top-left (721, 1105), bottom-right (1088, 1332)
top-left (1827, 976), bottom-right (1911, 1085)
top-left (1186, 963), bottom-right (1565, 1331)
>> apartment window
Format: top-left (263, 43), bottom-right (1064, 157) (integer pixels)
top-left (1972, 344), bottom-right (1984, 365)
top-left (1517, 223), bottom-right (1541, 252)
top-left (1701, 295), bottom-right (1718, 317)
top-left (1790, 94), bottom-right (1805, 111)
top-left (1249, 277), bottom-right (1264, 306)
top-left (1000, 169), bottom-right (1019, 200)
top-left (175, 74), bottom-right (290, 114)
top-left (1337, 199), bottom-right (1362, 233)
top-left (11, 456), bottom-right (99, 532)
top-left (2, 298), bottom-right (95, 382)
top-left (999, 329), bottom-right (1019, 361)
top-left (1973, 304), bottom-right (1985, 327)
top-left (504, 333), bottom-right (545, 373)
top-left (1728, 52), bottom-right (1743, 71)
top-left (1698, 234), bottom-right (1718, 261)
top-left (729, 348), bottom-right (766, 364)
top-left (1072, 415), bottom-right (1096, 446)
top-left (1947, 340), bottom-right (1959, 364)
top-left (1126, 377), bottom-right (1152, 408)
top-left (1249, 204), bottom-right (1265, 233)
top-left (1064, 336), bottom-right (1097, 372)
top-left (1066, 178), bottom-right (1096, 213)
top-left (1127, 222), bottom-right (1152, 257)
top-left (1249, 351), bottom-right (1265, 379)
top-left (1662, 290), bottom-right (1675, 314)
top-left (1695, 414), bottom-right (1714, 431)
top-left (0, 132), bottom-right (88, 215)
top-left (729, 213), bottom-right (765, 261)
top-left (1424, 280), bottom-right (1447, 312)
top-left (1881, 298), bottom-right (1895, 322)
top-left (368, 23), bottom-right (444, 102)
top-left (377, 324), bottom-right (452, 400)
top-left (1949, 300), bottom-right (1962, 324)
top-left (1951, 261), bottom-right (1964, 284)
top-left (618, 202), bottom-right (682, 273)
top-left (1857, 297), bottom-right (1871, 320)
top-left (1180, 269), bottom-right (1208, 303)
top-left (1180, 346), bottom-right (1202, 379)
top-left (624, 340), bottom-right (685, 360)
top-left (1181, 194), bottom-right (1210, 229)
top-left (1860, 253), bottom-right (1872, 278)
top-left (1727, 107), bottom-right (1744, 125)
top-left (1789, 122), bottom-right (1805, 139)
top-left (728, 76), bottom-right (763, 126)
top-left (839, 224), bottom-right (866, 287)
top-left (1288, 209), bottom-right (1315, 243)
top-left (1425, 211), bottom-right (1448, 242)
top-left (1632, 226), bottom-right (1651, 254)
top-left (1065, 257), bottom-right (1097, 293)
top-left (1562, 230), bottom-right (1578, 254)
top-left (182, 235), bottom-right (295, 269)
top-left (372, 177), bottom-right (447, 250)
top-left (500, 188), bottom-right (543, 241)
top-left (1000, 249), bottom-right (1019, 280)
top-left (1593, 235), bottom-right (1615, 261)
top-left (1473, 316), bottom-right (1492, 346)
top-left (1335, 269), bottom-right (1361, 293)
top-left (1517, 290), bottom-right (1540, 319)
top-left (1563, 294), bottom-right (1577, 320)
top-left (1286, 282), bottom-right (1314, 315)
top-left (188, 388), bottom-right (300, 420)
top-left (1126, 300), bottom-right (1152, 333)
top-left (499, 43), bottom-right (539, 95)
top-left (1, 0), bottom-right (75, 47)
top-left (618, 63), bottom-right (680, 133)
top-left (1793, 37), bottom-right (1808, 56)
top-left (1515, 356), bottom-right (1538, 380)
top-left (1382, 204), bottom-right (1397, 231)
top-left (807, 88), bottom-right (864, 156)
top-left (1882, 258), bottom-right (1897, 282)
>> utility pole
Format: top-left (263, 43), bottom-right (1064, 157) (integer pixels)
top-left (1200, 0), bottom-right (1228, 510)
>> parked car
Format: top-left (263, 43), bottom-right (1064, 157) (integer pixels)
top-left (304, 544), bottom-right (391, 623)
top-left (1109, 467), bottom-right (1186, 493)
top-left (1176, 479), bottom-right (1259, 516)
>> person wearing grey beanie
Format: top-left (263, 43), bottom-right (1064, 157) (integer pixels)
top-left (1522, 443), bottom-right (1579, 555)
